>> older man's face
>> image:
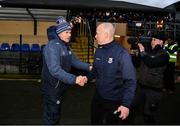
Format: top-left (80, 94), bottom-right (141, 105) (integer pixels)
top-left (95, 25), bottom-right (106, 45)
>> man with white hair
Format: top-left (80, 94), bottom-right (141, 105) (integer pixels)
top-left (89, 23), bottom-right (136, 124)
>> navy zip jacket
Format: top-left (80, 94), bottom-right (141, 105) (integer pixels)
top-left (41, 29), bottom-right (90, 96)
top-left (90, 40), bottom-right (136, 108)
top-left (137, 45), bottom-right (169, 89)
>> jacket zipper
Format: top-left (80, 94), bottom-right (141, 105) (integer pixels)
top-left (55, 81), bottom-right (59, 88)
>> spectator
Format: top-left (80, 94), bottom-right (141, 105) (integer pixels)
top-left (131, 32), bottom-right (169, 124)
top-left (163, 36), bottom-right (178, 94)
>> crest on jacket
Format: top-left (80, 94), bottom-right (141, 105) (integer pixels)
top-left (108, 58), bottom-right (113, 63)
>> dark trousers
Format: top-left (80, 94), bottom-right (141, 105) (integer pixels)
top-left (131, 85), bottom-right (163, 124)
top-left (91, 92), bottom-right (130, 125)
top-left (42, 94), bottom-right (62, 125)
top-left (164, 62), bottom-right (175, 91)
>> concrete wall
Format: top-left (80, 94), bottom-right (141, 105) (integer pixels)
top-left (0, 20), bottom-right (55, 45)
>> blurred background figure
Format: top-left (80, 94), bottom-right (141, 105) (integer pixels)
top-left (163, 36), bottom-right (178, 94)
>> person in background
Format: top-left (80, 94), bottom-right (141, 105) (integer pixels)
top-left (88, 22), bottom-right (137, 124)
top-left (41, 16), bottom-right (92, 125)
top-left (163, 36), bottom-right (178, 94)
top-left (131, 32), bottom-right (169, 124)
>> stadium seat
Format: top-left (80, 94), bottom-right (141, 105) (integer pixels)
top-left (11, 43), bottom-right (20, 52)
top-left (31, 43), bottom-right (40, 52)
top-left (20, 43), bottom-right (30, 73)
top-left (21, 43), bottom-right (30, 52)
top-left (0, 43), bottom-right (10, 51)
top-left (41, 44), bottom-right (46, 52)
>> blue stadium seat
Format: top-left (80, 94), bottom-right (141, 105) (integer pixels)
top-left (31, 44), bottom-right (40, 52)
top-left (41, 44), bottom-right (46, 52)
top-left (21, 43), bottom-right (30, 52)
top-left (0, 43), bottom-right (10, 51)
top-left (21, 43), bottom-right (30, 73)
top-left (11, 43), bottom-right (20, 52)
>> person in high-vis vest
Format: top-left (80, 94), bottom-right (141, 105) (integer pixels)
top-left (163, 36), bottom-right (178, 94)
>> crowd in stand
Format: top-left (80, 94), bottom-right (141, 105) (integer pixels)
top-left (70, 9), bottom-right (176, 23)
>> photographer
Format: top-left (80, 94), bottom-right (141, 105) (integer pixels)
top-left (129, 36), bottom-right (152, 68)
top-left (131, 32), bottom-right (169, 124)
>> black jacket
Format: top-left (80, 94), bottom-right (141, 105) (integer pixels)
top-left (137, 45), bottom-right (169, 89)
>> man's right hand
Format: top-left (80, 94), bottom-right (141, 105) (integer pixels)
top-left (138, 43), bottom-right (145, 52)
top-left (75, 76), bottom-right (88, 86)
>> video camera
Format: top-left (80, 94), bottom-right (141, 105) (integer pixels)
top-left (127, 36), bottom-right (152, 52)
top-left (127, 36), bottom-right (152, 68)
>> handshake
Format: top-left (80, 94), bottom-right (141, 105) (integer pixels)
top-left (75, 75), bottom-right (88, 86)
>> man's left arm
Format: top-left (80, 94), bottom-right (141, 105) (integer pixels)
top-left (116, 51), bottom-right (137, 119)
top-left (121, 51), bottom-right (137, 107)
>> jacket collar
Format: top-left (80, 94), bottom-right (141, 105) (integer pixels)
top-left (57, 38), bottom-right (70, 47)
top-left (98, 40), bottom-right (116, 49)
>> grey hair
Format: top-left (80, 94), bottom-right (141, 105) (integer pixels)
top-left (101, 23), bottom-right (116, 37)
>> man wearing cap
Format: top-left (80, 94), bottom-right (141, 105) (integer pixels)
top-left (41, 16), bottom-right (92, 124)
top-left (131, 32), bottom-right (169, 124)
